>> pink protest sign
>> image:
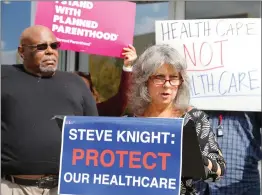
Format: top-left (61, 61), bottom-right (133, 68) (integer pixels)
top-left (35, 1), bottom-right (136, 58)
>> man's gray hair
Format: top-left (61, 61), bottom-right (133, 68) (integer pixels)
top-left (129, 44), bottom-right (190, 115)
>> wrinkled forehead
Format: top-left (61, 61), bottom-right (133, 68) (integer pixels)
top-left (153, 64), bottom-right (180, 75)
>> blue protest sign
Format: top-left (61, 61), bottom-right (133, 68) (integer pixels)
top-left (58, 116), bottom-right (184, 195)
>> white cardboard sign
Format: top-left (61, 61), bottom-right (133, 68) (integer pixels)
top-left (155, 18), bottom-right (261, 111)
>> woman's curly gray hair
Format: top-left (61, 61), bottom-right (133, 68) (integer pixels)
top-left (128, 44), bottom-right (190, 115)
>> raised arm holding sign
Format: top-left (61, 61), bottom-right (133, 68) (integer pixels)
top-left (127, 45), bottom-right (225, 194)
top-left (57, 45), bottom-right (226, 195)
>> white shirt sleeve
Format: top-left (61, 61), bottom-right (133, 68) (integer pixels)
top-left (122, 65), bottom-right (133, 72)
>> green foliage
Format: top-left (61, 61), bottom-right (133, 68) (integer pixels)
top-left (89, 55), bottom-right (122, 102)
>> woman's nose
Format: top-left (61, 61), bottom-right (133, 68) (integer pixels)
top-left (163, 80), bottom-right (172, 88)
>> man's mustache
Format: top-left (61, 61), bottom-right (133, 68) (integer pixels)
top-left (41, 57), bottom-right (57, 63)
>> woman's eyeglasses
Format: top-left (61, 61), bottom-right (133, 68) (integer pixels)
top-left (22, 42), bottom-right (61, 51)
top-left (150, 75), bottom-right (182, 86)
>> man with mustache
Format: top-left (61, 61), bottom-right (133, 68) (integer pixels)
top-left (1, 25), bottom-right (98, 195)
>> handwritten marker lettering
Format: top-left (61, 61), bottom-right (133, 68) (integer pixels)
top-left (189, 69), bottom-right (260, 97)
top-left (156, 18), bottom-right (261, 111)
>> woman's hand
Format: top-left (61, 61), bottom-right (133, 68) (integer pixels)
top-left (122, 44), bottom-right (137, 67)
top-left (203, 156), bottom-right (222, 177)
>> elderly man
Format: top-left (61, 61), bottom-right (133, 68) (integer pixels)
top-left (1, 25), bottom-right (98, 195)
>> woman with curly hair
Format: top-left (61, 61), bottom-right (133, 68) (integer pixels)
top-left (128, 44), bottom-right (226, 195)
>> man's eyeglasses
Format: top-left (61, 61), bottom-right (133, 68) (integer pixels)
top-left (150, 75), bottom-right (182, 86)
top-left (22, 42), bottom-right (61, 51)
